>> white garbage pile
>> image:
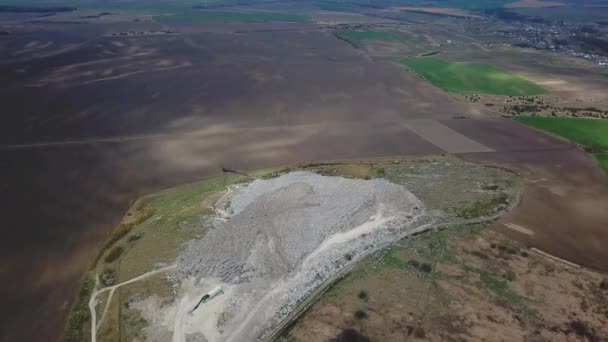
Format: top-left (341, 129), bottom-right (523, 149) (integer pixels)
top-left (175, 171), bottom-right (426, 341)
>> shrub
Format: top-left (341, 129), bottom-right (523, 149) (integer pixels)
top-left (63, 277), bottom-right (92, 342)
top-left (354, 310), bottom-right (368, 320)
top-left (503, 270), bottom-right (517, 282)
top-left (104, 208), bottom-right (154, 249)
top-left (101, 268), bottom-right (116, 286)
top-left (104, 246), bottom-right (124, 263)
top-left (414, 327), bottom-right (426, 338)
top-left (358, 290), bottom-right (368, 300)
top-left (128, 234), bottom-right (143, 243)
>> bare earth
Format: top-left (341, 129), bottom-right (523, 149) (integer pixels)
top-left (388, 7), bottom-right (483, 19)
top-left (505, 0), bottom-right (566, 9)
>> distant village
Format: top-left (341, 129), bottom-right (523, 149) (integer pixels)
top-left (492, 18), bottom-right (608, 67)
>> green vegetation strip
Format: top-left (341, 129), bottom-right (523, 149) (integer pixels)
top-left (514, 116), bottom-right (608, 151)
top-left (337, 30), bottom-right (401, 42)
top-left (515, 116), bottom-right (608, 175)
top-left (154, 11), bottom-right (309, 23)
top-left (595, 154), bottom-right (608, 175)
top-left (401, 58), bottom-right (546, 96)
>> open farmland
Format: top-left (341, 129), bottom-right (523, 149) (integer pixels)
top-left (401, 58), bottom-right (547, 96)
top-left (514, 116), bottom-right (608, 174)
top-left (514, 117), bottom-right (608, 151)
top-left (336, 30), bottom-right (401, 43)
top-left (153, 11), bottom-right (310, 23)
top-left (596, 154), bottom-right (608, 174)
top-left (2, 1), bottom-right (608, 341)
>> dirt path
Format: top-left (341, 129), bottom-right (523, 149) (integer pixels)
top-left (88, 264), bottom-right (177, 342)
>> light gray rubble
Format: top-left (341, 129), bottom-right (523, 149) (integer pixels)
top-left (171, 171), bottom-right (427, 341)
top-left (178, 171), bottom-right (422, 283)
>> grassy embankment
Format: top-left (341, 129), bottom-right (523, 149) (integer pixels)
top-left (514, 116), bottom-right (608, 174)
top-left (401, 57), bottom-right (547, 96)
top-left (63, 172), bottom-right (249, 341)
top-left (154, 11), bottom-right (310, 23)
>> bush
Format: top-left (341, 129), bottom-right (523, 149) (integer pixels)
top-left (354, 310), bottom-right (368, 320)
top-left (358, 290), bottom-right (368, 300)
top-left (503, 270), bottom-right (517, 282)
top-left (105, 208), bottom-right (154, 249)
top-left (408, 259), bottom-right (432, 273)
top-left (414, 327), bottom-right (426, 338)
top-left (63, 277), bottom-right (92, 342)
top-left (101, 268), bottom-right (116, 286)
top-left (104, 246), bottom-right (124, 263)
top-left (128, 234), bottom-right (143, 243)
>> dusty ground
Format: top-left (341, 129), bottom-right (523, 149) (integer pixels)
top-left (442, 118), bottom-right (608, 273)
top-left (505, 0), bottom-right (566, 8)
top-left (283, 223), bottom-right (608, 342)
top-left (387, 7), bottom-right (483, 19)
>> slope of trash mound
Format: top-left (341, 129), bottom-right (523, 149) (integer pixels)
top-left (171, 171), bottom-right (427, 341)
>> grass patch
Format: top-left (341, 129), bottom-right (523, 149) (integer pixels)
top-left (457, 194), bottom-right (508, 219)
top-left (460, 263), bottom-right (523, 305)
top-left (514, 116), bottom-right (608, 174)
top-left (154, 11), bottom-right (310, 23)
top-left (381, 248), bottom-right (409, 268)
top-left (401, 58), bottom-right (546, 96)
top-left (595, 154), bottom-right (608, 175)
top-left (514, 116), bottom-right (608, 151)
top-left (337, 30), bottom-right (401, 43)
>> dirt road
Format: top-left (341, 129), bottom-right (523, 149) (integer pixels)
top-left (88, 265), bottom-right (177, 342)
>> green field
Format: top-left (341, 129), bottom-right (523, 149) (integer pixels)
top-left (401, 58), bottom-right (547, 96)
top-left (596, 154), bottom-right (608, 174)
top-left (515, 116), bottom-right (608, 174)
top-left (154, 11), bottom-right (310, 23)
top-left (337, 30), bottom-right (401, 42)
top-left (514, 117), bottom-right (608, 151)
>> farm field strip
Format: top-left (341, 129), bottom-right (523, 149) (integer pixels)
top-left (154, 11), bottom-right (310, 23)
top-left (514, 116), bottom-right (608, 174)
top-left (401, 57), bottom-right (547, 96)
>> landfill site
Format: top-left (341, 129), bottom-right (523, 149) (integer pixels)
top-left (78, 159), bottom-right (524, 342)
top-left (136, 171), bottom-right (427, 342)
